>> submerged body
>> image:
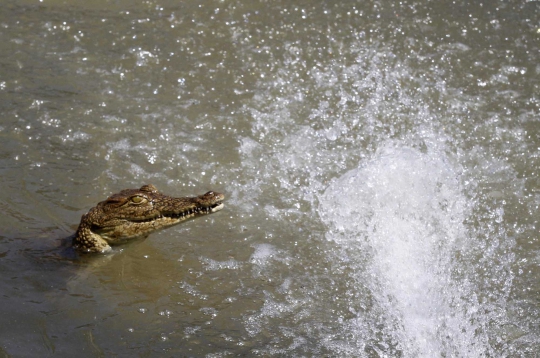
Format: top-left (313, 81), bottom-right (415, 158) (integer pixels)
top-left (73, 184), bottom-right (224, 253)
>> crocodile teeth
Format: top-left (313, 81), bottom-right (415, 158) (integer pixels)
top-left (151, 205), bottom-right (221, 221)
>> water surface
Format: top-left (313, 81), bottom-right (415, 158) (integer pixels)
top-left (0, 0), bottom-right (539, 356)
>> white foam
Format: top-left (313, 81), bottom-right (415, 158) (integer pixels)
top-left (250, 243), bottom-right (277, 265)
top-left (200, 257), bottom-right (241, 271)
top-left (319, 143), bottom-right (486, 356)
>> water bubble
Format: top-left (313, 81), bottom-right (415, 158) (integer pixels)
top-left (158, 310), bottom-right (172, 317)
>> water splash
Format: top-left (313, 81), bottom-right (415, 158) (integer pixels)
top-left (319, 143), bottom-right (501, 356)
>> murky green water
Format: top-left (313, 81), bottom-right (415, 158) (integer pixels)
top-left (0, 0), bottom-right (538, 356)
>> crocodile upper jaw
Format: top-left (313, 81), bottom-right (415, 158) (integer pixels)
top-left (73, 185), bottom-right (224, 253)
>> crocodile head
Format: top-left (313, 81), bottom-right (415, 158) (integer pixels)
top-left (73, 184), bottom-right (224, 253)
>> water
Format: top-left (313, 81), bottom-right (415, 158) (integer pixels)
top-left (0, 0), bottom-right (538, 356)
top-left (319, 144), bottom-right (505, 356)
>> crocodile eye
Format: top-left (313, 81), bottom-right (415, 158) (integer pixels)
top-left (130, 196), bottom-right (146, 204)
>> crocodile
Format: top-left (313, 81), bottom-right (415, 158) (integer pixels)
top-left (73, 184), bottom-right (224, 253)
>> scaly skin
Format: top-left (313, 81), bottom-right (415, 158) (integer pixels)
top-left (73, 184), bottom-right (224, 253)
